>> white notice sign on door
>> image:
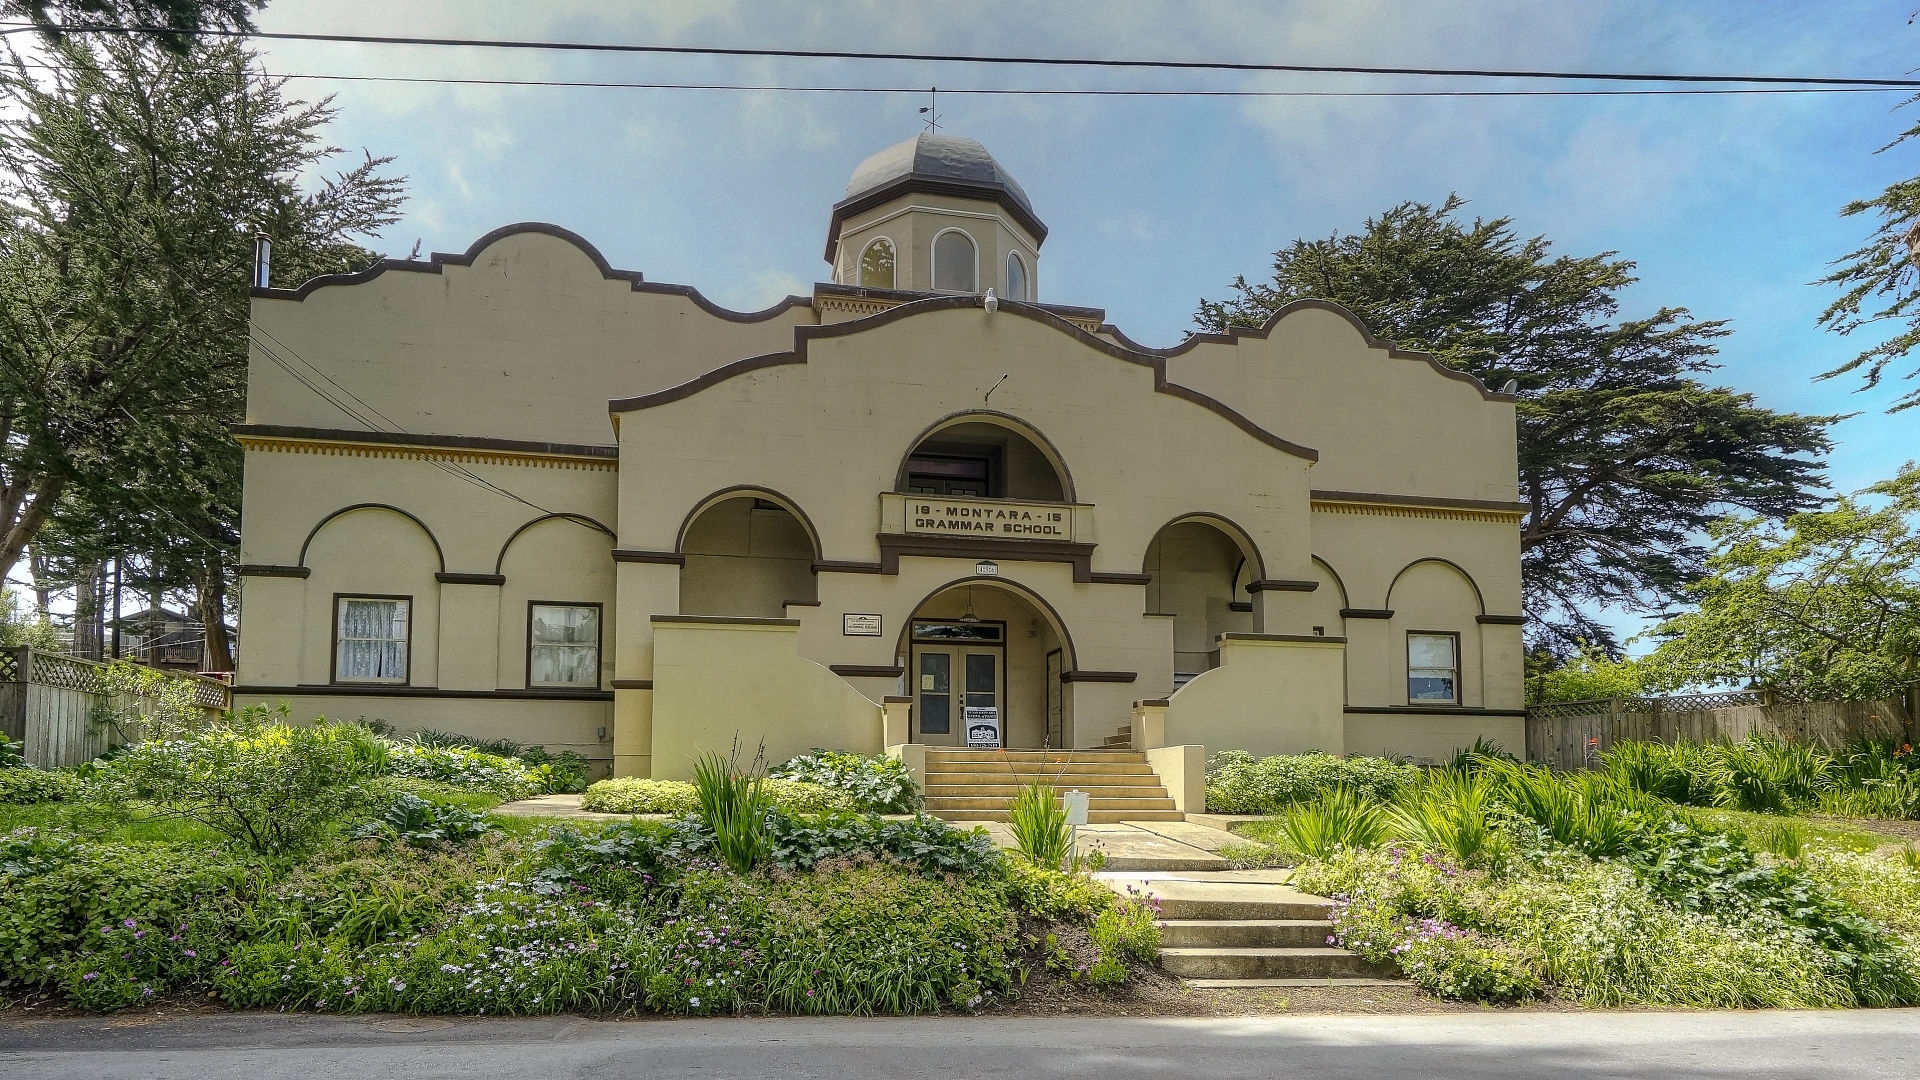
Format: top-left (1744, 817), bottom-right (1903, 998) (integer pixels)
top-left (964, 705), bottom-right (1000, 748)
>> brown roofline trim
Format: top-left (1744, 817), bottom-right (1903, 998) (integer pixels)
top-left (610, 679), bottom-right (653, 690)
top-left (1312, 488), bottom-right (1529, 514)
top-left (826, 176), bottom-right (1049, 262)
top-left (814, 559), bottom-right (885, 575)
top-left (1088, 572), bottom-right (1153, 586)
top-left (814, 282), bottom-right (1104, 322)
top-left (253, 222), bottom-right (812, 324)
top-left (1059, 670), bottom-right (1136, 683)
top-left (1219, 632), bottom-right (1348, 645)
top-left (238, 564), bottom-right (310, 579)
top-left (236, 684), bottom-right (613, 702)
top-left (235, 424), bottom-right (618, 460)
top-left (1477, 614), bottom-right (1527, 625)
top-left (609, 295), bottom-right (1320, 463)
top-left (830, 664), bottom-right (906, 679)
top-left (878, 533), bottom-right (1096, 582)
top-left (1247, 579), bottom-right (1318, 594)
top-left (612, 549), bottom-right (686, 565)
top-left (435, 572), bottom-right (506, 586)
top-left (1341, 608), bottom-right (1395, 620)
top-left (1097, 298), bottom-right (1518, 403)
top-left (1344, 706), bottom-right (1528, 717)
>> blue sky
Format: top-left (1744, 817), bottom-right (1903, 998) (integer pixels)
top-left (251, 0), bottom-right (1918, 638)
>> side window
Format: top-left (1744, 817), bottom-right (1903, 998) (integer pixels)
top-left (932, 230), bottom-right (977, 292)
top-left (859, 238), bottom-right (895, 289)
top-left (336, 596), bottom-right (409, 683)
top-left (529, 603), bottom-right (601, 688)
top-left (1006, 252), bottom-right (1028, 301)
top-left (1407, 632), bottom-right (1459, 704)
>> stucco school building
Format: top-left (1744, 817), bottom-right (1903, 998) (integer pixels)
top-left (234, 133), bottom-right (1527, 795)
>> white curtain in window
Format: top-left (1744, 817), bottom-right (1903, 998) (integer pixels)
top-left (531, 605), bottom-right (599, 686)
top-left (338, 599), bottom-right (408, 681)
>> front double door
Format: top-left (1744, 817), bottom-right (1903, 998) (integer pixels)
top-left (914, 645), bottom-right (1003, 747)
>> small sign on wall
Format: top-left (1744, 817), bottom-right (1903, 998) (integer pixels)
top-left (964, 705), bottom-right (1001, 748)
top-left (843, 613), bottom-right (883, 637)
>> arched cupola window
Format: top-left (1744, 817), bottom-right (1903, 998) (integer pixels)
top-left (859, 238), bottom-right (895, 289)
top-left (933, 230), bottom-right (978, 293)
top-left (1006, 252), bottom-right (1029, 302)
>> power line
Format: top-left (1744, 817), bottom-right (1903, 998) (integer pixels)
top-left (8, 22), bottom-right (1920, 89)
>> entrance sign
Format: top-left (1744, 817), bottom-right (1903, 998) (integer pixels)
top-left (878, 493), bottom-right (1085, 543)
top-left (964, 705), bottom-right (1000, 747)
top-left (842, 613), bottom-right (883, 637)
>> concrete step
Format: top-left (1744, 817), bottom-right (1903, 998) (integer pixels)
top-left (1160, 947), bottom-right (1398, 981)
top-left (1184, 977), bottom-right (1408, 989)
top-left (926, 809), bottom-right (1187, 823)
top-left (1102, 726), bottom-right (1133, 748)
top-left (922, 768), bottom-right (1161, 782)
top-left (925, 750), bottom-right (1149, 764)
top-left (1146, 889), bottom-right (1332, 921)
top-left (926, 785), bottom-right (1173, 799)
top-left (924, 795), bottom-right (1177, 812)
top-left (1158, 919), bottom-right (1334, 949)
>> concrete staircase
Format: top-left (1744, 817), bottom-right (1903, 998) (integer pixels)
top-left (921, 748), bottom-right (1182, 823)
top-left (1106, 873), bottom-right (1402, 986)
top-left (1100, 725), bottom-right (1133, 750)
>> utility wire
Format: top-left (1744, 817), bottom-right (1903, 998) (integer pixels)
top-left (7, 21), bottom-right (1920, 89)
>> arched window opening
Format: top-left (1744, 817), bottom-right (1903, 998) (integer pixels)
top-left (859, 238), bottom-right (895, 289)
top-left (1005, 252), bottom-right (1029, 301)
top-left (680, 496), bottom-right (817, 618)
top-left (900, 419), bottom-right (1068, 502)
top-left (932, 230), bottom-right (977, 292)
top-left (1144, 521), bottom-right (1255, 689)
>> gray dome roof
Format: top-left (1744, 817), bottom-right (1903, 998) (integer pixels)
top-left (843, 132), bottom-right (1036, 218)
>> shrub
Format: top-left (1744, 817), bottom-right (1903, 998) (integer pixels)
top-left (764, 812), bottom-right (1000, 876)
top-left (770, 750), bottom-right (920, 814)
top-left (1205, 750), bottom-right (1416, 814)
top-left (1800, 848), bottom-right (1920, 938)
top-left (386, 741), bottom-right (539, 800)
top-left (581, 778), bottom-right (700, 815)
top-left (0, 731), bottom-right (24, 767)
top-left (998, 858), bottom-right (1114, 922)
top-left (95, 707), bottom-right (386, 855)
top-left (1007, 782), bottom-right (1073, 869)
top-left (1087, 890), bottom-right (1161, 983)
top-left (531, 819), bottom-right (716, 907)
top-left (1479, 759), bottom-right (1648, 857)
top-left (1711, 735), bottom-right (1830, 814)
top-left (1601, 740), bottom-right (1716, 806)
top-left (409, 731), bottom-right (591, 794)
top-left (350, 792), bottom-right (494, 848)
top-left (0, 767), bottom-right (84, 804)
top-left (1279, 787), bottom-right (1388, 859)
top-left (1387, 769), bottom-right (1505, 868)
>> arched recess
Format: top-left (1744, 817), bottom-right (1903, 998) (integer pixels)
top-left (895, 411), bottom-right (1074, 503)
top-left (494, 513), bottom-right (614, 576)
top-left (299, 505), bottom-right (444, 686)
top-left (677, 487), bottom-right (820, 618)
top-left (932, 228), bottom-right (978, 292)
top-left (497, 516), bottom-right (617, 689)
top-left (1386, 558), bottom-right (1487, 708)
top-left (859, 237), bottom-right (896, 289)
top-left (1309, 555), bottom-right (1349, 635)
top-left (892, 576), bottom-right (1079, 749)
top-left (1142, 514), bottom-right (1264, 683)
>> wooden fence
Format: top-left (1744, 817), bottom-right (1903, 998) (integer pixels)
top-left (1525, 688), bottom-right (1918, 771)
top-left (0, 647), bottom-right (231, 769)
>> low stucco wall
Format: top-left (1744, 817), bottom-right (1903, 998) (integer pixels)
top-left (647, 615), bottom-right (882, 780)
top-left (1162, 634), bottom-right (1345, 757)
top-left (234, 692), bottom-right (616, 777)
top-left (1343, 711), bottom-right (1525, 764)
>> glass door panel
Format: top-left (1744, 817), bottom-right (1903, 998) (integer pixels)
top-left (918, 651), bottom-right (952, 739)
top-left (962, 650), bottom-right (1000, 747)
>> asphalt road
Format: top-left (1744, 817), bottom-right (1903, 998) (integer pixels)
top-left (2, 1009), bottom-right (1918, 1079)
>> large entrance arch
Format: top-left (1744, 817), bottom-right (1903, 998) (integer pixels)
top-left (896, 578), bottom-right (1075, 749)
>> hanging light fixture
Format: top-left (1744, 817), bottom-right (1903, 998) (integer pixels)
top-left (960, 587), bottom-right (981, 624)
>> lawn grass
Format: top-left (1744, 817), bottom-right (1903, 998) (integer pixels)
top-left (389, 778), bottom-right (506, 812)
top-left (0, 800), bottom-right (228, 845)
top-left (1680, 807), bottom-right (1890, 854)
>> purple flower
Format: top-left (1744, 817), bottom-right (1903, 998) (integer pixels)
top-left (123, 919), bottom-right (137, 929)
top-left (82, 972), bottom-right (99, 981)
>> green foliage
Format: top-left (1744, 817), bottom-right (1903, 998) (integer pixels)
top-left (1710, 735), bottom-right (1832, 814)
top-left (770, 749), bottom-right (921, 814)
top-left (1526, 645), bottom-right (1649, 704)
top-left (1196, 194), bottom-right (1835, 649)
top-left (0, 589), bottom-right (60, 650)
top-left (350, 792), bottom-right (493, 849)
top-left (1600, 740), bottom-right (1718, 806)
top-left (0, 766), bottom-right (83, 804)
top-left (1007, 782), bottom-right (1073, 870)
top-left (763, 812), bottom-right (1000, 876)
top-left (409, 731), bottom-right (590, 794)
top-left (89, 659), bottom-right (206, 743)
top-left (94, 706), bottom-right (386, 855)
top-left (1205, 750), bottom-right (1418, 814)
top-left (1641, 466), bottom-right (1920, 700)
top-left (582, 777), bottom-right (854, 817)
top-left (1818, 112), bottom-right (1920, 412)
top-left (1604, 735), bottom-right (1915, 819)
top-left (386, 740), bottom-right (539, 800)
top-left (692, 745), bottom-right (772, 874)
top-left (1800, 848), bottom-right (1920, 938)
top-left (1479, 759), bottom-right (1649, 857)
top-left (998, 859), bottom-right (1115, 922)
top-left (1087, 891), bottom-right (1161, 984)
top-left (1387, 769), bottom-right (1507, 868)
top-left (1279, 787), bottom-right (1389, 859)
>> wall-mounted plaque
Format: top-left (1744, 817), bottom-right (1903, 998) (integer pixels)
top-left (843, 613), bottom-right (883, 637)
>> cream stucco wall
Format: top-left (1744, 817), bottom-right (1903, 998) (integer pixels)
top-left (1161, 635), bottom-right (1347, 757)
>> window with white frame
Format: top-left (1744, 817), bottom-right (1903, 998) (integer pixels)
top-left (529, 603), bottom-right (600, 687)
top-left (1407, 632), bottom-right (1459, 704)
top-left (932, 230), bottom-right (977, 292)
top-left (1006, 252), bottom-right (1029, 301)
top-left (335, 597), bottom-right (409, 683)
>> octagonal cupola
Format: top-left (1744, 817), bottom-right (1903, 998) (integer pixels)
top-left (826, 132), bottom-right (1045, 300)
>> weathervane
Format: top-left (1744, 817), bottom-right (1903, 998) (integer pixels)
top-left (918, 87), bottom-right (940, 132)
